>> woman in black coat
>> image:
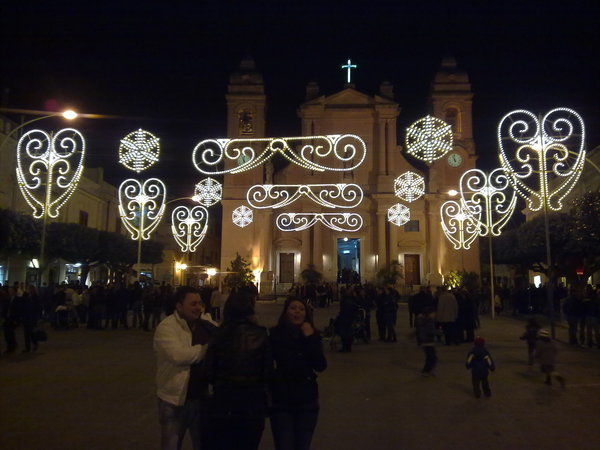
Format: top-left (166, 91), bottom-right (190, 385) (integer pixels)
top-left (203, 290), bottom-right (273, 450)
top-left (269, 297), bottom-right (327, 450)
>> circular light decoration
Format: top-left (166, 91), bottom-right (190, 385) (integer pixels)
top-left (194, 177), bottom-right (222, 207)
top-left (405, 115), bottom-right (453, 163)
top-left (387, 203), bottom-right (411, 227)
top-left (393, 171), bottom-right (425, 203)
top-left (232, 205), bottom-right (253, 228)
top-left (118, 129), bottom-right (160, 173)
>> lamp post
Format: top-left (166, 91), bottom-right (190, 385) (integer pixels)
top-left (118, 178), bottom-right (167, 282)
top-left (458, 168), bottom-right (517, 318)
top-left (3, 109), bottom-right (80, 286)
top-left (498, 108), bottom-right (585, 337)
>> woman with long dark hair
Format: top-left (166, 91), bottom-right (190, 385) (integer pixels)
top-left (269, 297), bottom-right (327, 450)
top-left (203, 290), bottom-right (273, 450)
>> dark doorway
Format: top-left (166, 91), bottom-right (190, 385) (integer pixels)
top-left (279, 253), bottom-right (295, 283)
top-left (404, 254), bottom-right (421, 285)
top-left (337, 238), bottom-right (360, 284)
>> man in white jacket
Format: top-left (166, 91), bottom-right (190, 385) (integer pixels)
top-left (154, 286), bottom-right (208, 450)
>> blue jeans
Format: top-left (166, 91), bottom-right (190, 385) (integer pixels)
top-left (158, 398), bottom-right (202, 450)
top-left (270, 410), bottom-right (319, 450)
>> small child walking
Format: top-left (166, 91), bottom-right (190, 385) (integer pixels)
top-left (466, 336), bottom-right (495, 398)
top-left (535, 328), bottom-right (566, 387)
top-left (520, 318), bottom-right (541, 366)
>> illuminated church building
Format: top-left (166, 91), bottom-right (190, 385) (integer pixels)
top-left (216, 57), bottom-right (479, 295)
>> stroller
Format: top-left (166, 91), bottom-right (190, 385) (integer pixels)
top-left (325, 307), bottom-right (369, 350)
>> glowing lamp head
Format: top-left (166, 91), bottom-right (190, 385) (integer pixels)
top-left (206, 268), bottom-right (217, 277)
top-left (62, 110), bottom-right (78, 120)
top-left (448, 189), bottom-right (458, 197)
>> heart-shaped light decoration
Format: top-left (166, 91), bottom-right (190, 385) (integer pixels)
top-left (16, 128), bottom-right (85, 219)
top-left (118, 178), bottom-right (166, 240)
top-left (171, 205), bottom-right (209, 252)
top-left (498, 108), bottom-right (585, 212)
top-left (440, 200), bottom-right (480, 250)
top-left (459, 168), bottom-right (516, 237)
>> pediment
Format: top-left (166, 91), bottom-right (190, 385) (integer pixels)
top-left (323, 88), bottom-right (374, 106)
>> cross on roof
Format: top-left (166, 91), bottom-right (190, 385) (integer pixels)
top-left (341, 58), bottom-right (357, 83)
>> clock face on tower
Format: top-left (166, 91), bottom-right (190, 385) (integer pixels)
top-left (447, 153), bottom-right (463, 167)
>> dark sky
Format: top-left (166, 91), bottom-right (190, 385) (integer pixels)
top-left (2, 1), bottom-right (599, 195)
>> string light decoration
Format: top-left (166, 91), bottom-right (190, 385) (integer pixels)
top-left (276, 213), bottom-right (363, 232)
top-left (232, 205), bottom-right (253, 228)
top-left (405, 115), bottom-right (453, 163)
top-left (194, 177), bottom-right (222, 207)
top-left (118, 178), bottom-right (167, 240)
top-left (459, 168), bottom-right (516, 237)
top-left (16, 128), bottom-right (85, 219)
top-left (387, 203), bottom-right (411, 227)
top-left (440, 200), bottom-right (480, 250)
top-left (118, 129), bottom-right (160, 173)
top-left (246, 183), bottom-right (363, 209)
top-left (171, 205), bottom-right (209, 252)
top-left (192, 134), bottom-right (366, 175)
top-left (393, 171), bottom-right (425, 203)
top-left (498, 108), bottom-right (585, 212)
top-left (458, 167), bottom-right (517, 320)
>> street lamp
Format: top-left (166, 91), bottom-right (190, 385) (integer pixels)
top-left (498, 107), bottom-right (585, 336)
top-left (458, 168), bottom-right (517, 318)
top-left (4, 109), bottom-right (81, 286)
top-left (118, 178), bottom-right (167, 281)
top-left (117, 128), bottom-right (166, 282)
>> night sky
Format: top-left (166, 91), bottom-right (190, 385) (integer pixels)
top-left (2, 1), bottom-right (599, 196)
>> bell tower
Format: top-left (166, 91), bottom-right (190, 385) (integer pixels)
top-left (426, 56), bottom-right (480, 280)
top-left (220, 57), bottom-right (271, 280)
top-left (428, 56), bottom-right (476, 193)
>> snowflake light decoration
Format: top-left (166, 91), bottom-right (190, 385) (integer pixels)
top-left (387, 203), bottom-right (411, 227)
top-left (118, 129), bottom-right (160, 173)
top-left (16, 128), bottom-right (85, 219)
top-left (232, 205), bottom-right (253, 228)
top-left (393, 171), bottom-right (425, 203)
top-left (405, 115), bottom-right (453, 163)
top-left (194, 177), bottom-right (222, 207)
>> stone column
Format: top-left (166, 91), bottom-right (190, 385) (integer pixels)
top-left (377, 212), bottom-right (387, 269)
top-left (312, 224), bottom-right (323, 273)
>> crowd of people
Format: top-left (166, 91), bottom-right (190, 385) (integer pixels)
top-left (3, 277), bottom-right (593, 449)
top-left (0, 280), bottom-right (228, 354)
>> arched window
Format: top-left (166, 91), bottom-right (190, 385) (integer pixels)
top-left (444, 107), bottom-right (460, 134)
top-left (238, 109), bottom-right (254, 134)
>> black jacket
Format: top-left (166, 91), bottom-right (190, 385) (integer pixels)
top-left (204, 318), bottom-right (273, 417)
top-left (269, 325), bottom-right (327, 412)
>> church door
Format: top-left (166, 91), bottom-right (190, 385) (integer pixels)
top-left (279, 253), bottom-right (295, 283)
top-left (404, 254), bottom-right (421, 286)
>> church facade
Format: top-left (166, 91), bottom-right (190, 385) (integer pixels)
top-left (215, 57), bottom-right (480, 296)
